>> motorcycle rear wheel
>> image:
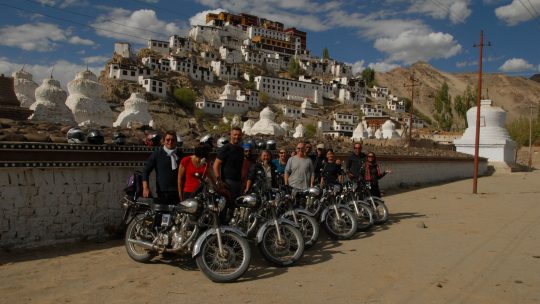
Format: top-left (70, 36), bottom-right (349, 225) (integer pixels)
top-left (348, 202), bottom-right (374, 231)
top-left (324, 208), bottom-right (358, 240)
top-left (282, 212), bottom-right (319, 248)
top-left (125, 215), bottom-right (156, 263)
top-left (259, 224), bottom-right (305, 267)
top-left (196, 232), bottom-right (251, 283)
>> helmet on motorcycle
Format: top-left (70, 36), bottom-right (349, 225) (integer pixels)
top-left (256, 140), bottom-right (266, 150)
top-left (87, 129), bottom-right (104, 145)
top-left (199, 134), bottom-right (214, 147)
top-left (217, 136), bottom-right (229, 148)
top-left (266, 139), bottom-right (276, 150)
top-left (144, 132), bottom-right (162, 147)
top-left (113, 132), bottom-right (126, 145)
top-left (67, 127), bottom-right (85, 144)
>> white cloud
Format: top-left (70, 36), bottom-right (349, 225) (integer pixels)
top-left (368, 62), bottom-right (400, 72)
top-left (374, 30), bottom-right (462, 64)
top-left (68, 36), bottom-right (95, 46)
top-left (0, 23), bottom-right (66, 51)
top-left (407, 0), bottom-right (471, 23)
top-left (189, 9), bottom-right (227, 26)
top-left (351, 60), bottom-right (365, 74)
top-left (83, 56), bottom-right (110, 65)
top-left (499, 58), bottom-right (534, 72)
top-left (92, 9), bottom-right (185, 44)
top-left (495, 0), bottom-right (540, 25)
top-left (36, 0), bottom-right (56, 5)
top-left (0, 57), bottom-right (103, 89)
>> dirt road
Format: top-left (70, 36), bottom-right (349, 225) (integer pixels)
top-left (1, 167), bottom-right (540, 304)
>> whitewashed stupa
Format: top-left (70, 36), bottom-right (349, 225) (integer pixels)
top-left (280, 121), bottom-right (290, 133)
top-left (382, 120), bottom-right (399, 139)
top-left (374, 128), bottom-right (383, 139)
top-left (12, 69), bottom-right (38, 108)
top-left (242, 119), bottom-right (255, 134)
top-left (113, 92), bottom-right (153, 127)
top-left (454, 100), bottom-right (516, 164)
top-left (367, 126), bottom-right (374, 138)
top-left (29, 77), bottom-right (75, 123)
top-left (66, 70), bottom-right (113, 127)
top-left (352, 122), bottom-right (367, 140)
top-left (248, 107), bottom-right (285, 136)
top-left (231, 114), bottom-right (241, 128)
top-left (293, 123), bottom-right (305, 138)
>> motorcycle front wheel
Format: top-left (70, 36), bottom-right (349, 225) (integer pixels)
top-left (196, 232), bottom-right (251, 283)
top-left (125, 215), bottom-right (156, 263)
top-left (282, 212), bottom-right (319, 248)
top-left (348, 202), bottom-right (374, 231)
top-left (324, 208), bottom-right (358, 240)
top-left (372, 200), bottom-right (389, 224)
top-left (259, 223), bottom-right (305, 267)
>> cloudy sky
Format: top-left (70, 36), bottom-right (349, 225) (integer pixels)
top-left (0, 0), bottom-right (539, 87)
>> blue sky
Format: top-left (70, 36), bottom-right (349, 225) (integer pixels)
top-left (0, 0), bottom-right (539, 87)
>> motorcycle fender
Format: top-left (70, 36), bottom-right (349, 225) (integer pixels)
top-left (255, 218), bottom-right (297, 244)
top-left (192, 226), bottom-right (247, 258)
top-left (281, 209), bottom-right (315, 219)
top-left (320, 207), bottom-right (330, 223)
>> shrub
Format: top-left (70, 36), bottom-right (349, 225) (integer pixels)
top-left (173, 87), bottom-right (196, 111)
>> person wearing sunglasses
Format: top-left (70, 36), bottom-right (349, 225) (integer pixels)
top-left (271, 149), bottom-right (288, 175)
top-left (360, 152), bottom-right (391, 198)
top-left (142, 130), bottom-right (184, 204)
top-left (346, 141), bottom-right (367, 182)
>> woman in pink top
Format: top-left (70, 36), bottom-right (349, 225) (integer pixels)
top-left (177, 144), bottom-right (214, 200)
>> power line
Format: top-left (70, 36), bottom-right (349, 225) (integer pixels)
top-left (23, 0), bottom-right (167, 38)
top-left (0, 2), bottom-right (148, 43)
top-left (525, 0), bottom-right (540, 17)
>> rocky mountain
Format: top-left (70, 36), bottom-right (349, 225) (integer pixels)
top-left (531, 74), bottom-right (540, 83)
top-left (375, 62), bottom-right (540, 125)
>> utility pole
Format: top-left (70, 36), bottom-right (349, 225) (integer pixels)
top-left (528, 102), bottom-right (538, 171)
top-left (472, 30), bottom-right (491, 194)
top-left (404, 73), bottom-right (420, 146)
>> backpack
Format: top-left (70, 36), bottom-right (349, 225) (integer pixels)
top-left (125, 171), bottom-right (143, 199)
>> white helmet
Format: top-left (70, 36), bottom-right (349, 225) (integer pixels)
top-left (67, 127), bottom-right (85, 144)
top-left (217, 136), bottom-right (229, 148)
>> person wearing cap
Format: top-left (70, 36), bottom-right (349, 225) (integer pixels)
top-left (213, 127), bottom-right (244, 200)
top-left (313, 143), bottom-right (327, 184)
top-left (346, 141), bottom-right (366, 182)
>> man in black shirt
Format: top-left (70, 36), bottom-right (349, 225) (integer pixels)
top-left (213, 127), bottom-right (244, 200)
top-left (320, 149), bottom-right (343, 186)
top-left (142, 131), bottom-right (183, 204)
top-left (346, 142), bottom-right (366, 182)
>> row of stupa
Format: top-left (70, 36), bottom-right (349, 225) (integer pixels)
top-left (12, 69), bottom-right (153, 128)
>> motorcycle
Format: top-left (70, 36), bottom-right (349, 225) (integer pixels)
top-left (355, 182), bottom-right (389, 225)
top-left (316, 184), bottom-right (358, 240)
top-left (341, 181), bottom-right (375, 231)
top-left (123, 173), bottom-right (251, 283)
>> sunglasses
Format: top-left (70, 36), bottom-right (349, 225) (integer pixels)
top-left (279, 152), bottom-right (286, 154)
top-left (354, 147), bottom-right (362, 149)
top-left (296, 147), bottom-right (304, 150)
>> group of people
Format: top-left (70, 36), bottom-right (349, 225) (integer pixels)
top-left (141, 128), bottom-right (391, 208)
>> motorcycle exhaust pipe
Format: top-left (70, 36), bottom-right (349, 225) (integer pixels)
top-left (127, 238), bottom-right (158, 250)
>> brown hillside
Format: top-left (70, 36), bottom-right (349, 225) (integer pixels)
top-left (375, 62), bottom-right (540, 123)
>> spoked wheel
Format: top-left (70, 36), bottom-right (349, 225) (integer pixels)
top-left (323, 207), bottom-right (358, 240)
top-left (125, 215), bottom-right (156, 263)
top-left (282, 212), bottom-right (319, 248)
top-left (196, 232), bottom-right (251, 283)
top-left (372, 199), bottom-right (389, 224)
top-left (348, 202), bottom-right (374, 231)
top-left (259, 224), bottom-right (305, 267)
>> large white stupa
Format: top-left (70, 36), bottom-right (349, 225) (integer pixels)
top-left (293, 123), bottom-right (305, 138)
top-left (352, 122), bottom-right (367, 140)
top-left (242, 119), bottom-right (255, 134)
top-left (66, 70), bottom-right (113, 127)
top-left (248, 107), bottom-right (286, 136)
top-left (29, 77), bottom-right (75, 123)
top-left (113, 92), bottom-right (153, 127)
top-left (381, 120), bottom-right (399, 139)
top-left (454, 99), bottom-right (516, 164)
top-left (12, 69), bottom-right (38, 108)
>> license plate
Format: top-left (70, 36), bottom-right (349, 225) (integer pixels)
top-left (161, 214), bottom-right (171, 226)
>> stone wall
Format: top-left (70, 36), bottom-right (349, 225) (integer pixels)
top-left (0, 158), bottom-right (487, 249)
top-left (0, 167), bottom-right (139, 249)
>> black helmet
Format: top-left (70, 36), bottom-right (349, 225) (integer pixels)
top-left (200, 134), bottom-right (214, 147)
top-left (256, 140), bottom-right (266, 150)
top-left (144, 132), bottom-right (162, 147)
top-left (266, 139), bottom-right (276, 150)
top-left (67, 127), bottom-right (85, 144)
top-left (87, 129), bottom-right (104, 145)
top-left (217, 136), bottom-right (229, 148)
top-left (113, 132), bottom-right (126, 145)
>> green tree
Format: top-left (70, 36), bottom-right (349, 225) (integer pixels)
top-left (362, 68), bottom-right (375, 87)
top-left (259, 91), bottom-right (269, 108)
top-left (305, 123), bottom-right (317, 139)
top-left (507, 116), bottom-right (540, 147)
top-left (322, 47), bottom-right (330, 60)
top-left (288, 58), bottom-right (301, 78)
top-left (173, 87), bottom-right (196, 111)
top-left (433, 82), bottom-right (453, 131)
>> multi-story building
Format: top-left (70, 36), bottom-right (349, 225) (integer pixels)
top-left (281, 105), bottom-right (302, 118)
top-left (254, 75), bottom-right (323, 105)
top-left (236, 90), bottom-right (260, 109)
top-left (138, 76), bottom-right (167, 97)
top-left (169, 35), bottom-right (192, 53)
top-left (333, 112), bottom-right (359, 125)
top-left (387, 98), bottom-right (406, 113)
top-left (360, 103), bottom-right (385, 117)
top-left (141, 57), bottom-right (170, 73)
top-left (148, 39), bottom-right (169, 56)
top-left (370, 86), bottom-right (389, 101)
top-left (114, 42), bottom-right (134, 60)
top-left (219, 46), bottom-right (243, 63)
top-left (211, 61), bottom-right (239, 80)
top-left (196, 99), bottom-right (223, 115)
top-left (108, 64), bottom-right (152, 81)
